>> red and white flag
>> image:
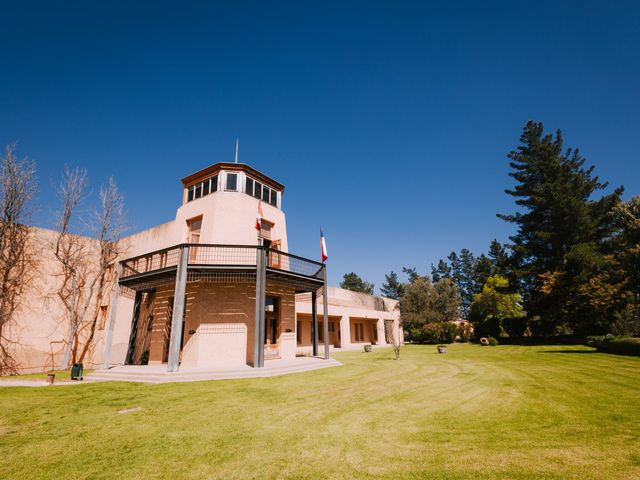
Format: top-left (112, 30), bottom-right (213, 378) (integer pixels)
top-left (255, 201), bottom-right (264, 231)
top-left (320, 228), bottom-right (328, 263)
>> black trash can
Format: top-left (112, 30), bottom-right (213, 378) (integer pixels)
top-left (71, 363), bottom-right (84, 381)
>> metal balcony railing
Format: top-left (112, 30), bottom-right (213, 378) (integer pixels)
top-left (119, 244), bottom-right (324, 282)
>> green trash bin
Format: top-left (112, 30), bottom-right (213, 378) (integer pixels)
top-left (71, 363), bottom-right (84, 381)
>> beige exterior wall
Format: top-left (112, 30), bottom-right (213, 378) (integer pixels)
top-left (3, 226), bottom-right (110, 373)
top-left (294, 287), bottom-right (401, 352)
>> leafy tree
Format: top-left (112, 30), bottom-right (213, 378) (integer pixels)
top-left (399, 274), bottom-right (461, 335)
top-left (469, 275), bottom-right (524, 338)
top-left (340, 272), bottom-right (374, 295)
top-left (498, 121), bottom-right (623, 335)
top-left (380, 271), bottom-right (404, 300)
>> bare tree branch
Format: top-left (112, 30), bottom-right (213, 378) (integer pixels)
top-left (53, 169), bottom-right (128, 369)
top-left (0, 144), bottom-right (37, 374)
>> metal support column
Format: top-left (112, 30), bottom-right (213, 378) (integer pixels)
top-left (124, 290), bottom-right (143, 365)
top-left (167, 246), bottom-right (189, 372)
top-left (102, 263), bottom-right (122, 369)
top-left (311, 290), bottom-right (318, 356)
top-left (322, 265), bottom-right (330, 359)
top-left (253, 246), bottom-right (267, 368)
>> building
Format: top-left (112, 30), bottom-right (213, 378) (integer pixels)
top-left (4, 161), bottom-right (401, 374)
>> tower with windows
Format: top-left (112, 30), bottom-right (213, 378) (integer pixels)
top-left (103, 162), bottom-right (327, 372)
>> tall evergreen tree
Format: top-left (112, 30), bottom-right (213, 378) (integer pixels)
top-left (498, 121), bottom-right (623, 334)
top-left (431, 259), bottom-right (451, 282)
top-left (402, 266), bottom-right (419, 284)
top-left (340, 272), bottom-right (375, 295)
top-left (488, 239), bottom-right (510, 277)
top-left (380, 271), bottom-right (404, 300)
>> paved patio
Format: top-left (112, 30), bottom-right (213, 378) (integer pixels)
top-left (85, 355), bottom-right (342, 384)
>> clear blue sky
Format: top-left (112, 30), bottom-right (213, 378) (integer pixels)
top-left (2, 1), bottom-right (639, 290)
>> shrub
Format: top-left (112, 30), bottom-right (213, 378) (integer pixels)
top-left (457, 323), bottom-right (474, 342)
top-left (589, 336), bottom-right (640, 356)
top-left (488, 336), bottom-right (499, 346)
top-left (410, 322), bottom-right (458, 344)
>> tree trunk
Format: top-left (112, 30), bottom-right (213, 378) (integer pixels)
top-left (60, 274), bottom-right (77, 370)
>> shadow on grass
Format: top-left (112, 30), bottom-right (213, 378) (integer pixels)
top-left (539, 349), bottom-right (597, 354)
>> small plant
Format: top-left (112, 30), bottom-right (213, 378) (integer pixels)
top-left (488, 336), bottom-right (499, 346)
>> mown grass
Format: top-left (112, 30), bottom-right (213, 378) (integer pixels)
top-left (1, 344), bottom-right (639, 479)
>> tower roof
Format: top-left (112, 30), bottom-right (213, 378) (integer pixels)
top-left (181, 162), bottom-right (285, 191)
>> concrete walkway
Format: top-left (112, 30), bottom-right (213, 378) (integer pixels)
top-left (0, 379), bottom-right (79, 387)
top-left (85, 356), bottom-right (342, 384)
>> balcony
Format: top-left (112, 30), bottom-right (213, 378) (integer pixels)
top-left (118, 243), bottom-right (325, 293)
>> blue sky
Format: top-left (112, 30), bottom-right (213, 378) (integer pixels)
top-left (1, 1), bottom-right (639, 290)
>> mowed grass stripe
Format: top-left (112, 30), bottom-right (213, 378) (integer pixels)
top-left (0, 344), bottom-right (639, 479)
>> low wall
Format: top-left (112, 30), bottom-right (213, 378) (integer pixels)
top-left (181, 323), bottom-right (247, 368)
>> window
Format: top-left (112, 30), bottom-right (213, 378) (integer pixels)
top-left (226, 173), bottom-right (238, 191)
top-left (354, 322), bottom-right (364, 341)
top-left (244, 175), bottom-right (279, 208)
top-left (185, 175), bottom-right (219, 203)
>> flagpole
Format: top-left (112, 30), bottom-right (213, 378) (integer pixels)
top-left (320, 228), bottom-right (330, 360)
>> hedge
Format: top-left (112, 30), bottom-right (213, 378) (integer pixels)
top-left (587, 336), bottom-right (640, 357)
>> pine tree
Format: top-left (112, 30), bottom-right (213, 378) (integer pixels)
top-left (340, 272), bottom-right (375, 295)
top-left (498, 121), bottom-right (623, 334)
top-left (380, 271), bottom-right (404, 300)
top-left (431, 259), bottom-right (451, 282)
top-left (402, 266), bottom-right (419, 284)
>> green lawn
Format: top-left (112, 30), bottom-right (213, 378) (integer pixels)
top-left (1, 344), bottom-right (639, 479)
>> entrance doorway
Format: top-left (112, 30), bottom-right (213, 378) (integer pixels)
top-left (264, 296), bottom-right (280, 359)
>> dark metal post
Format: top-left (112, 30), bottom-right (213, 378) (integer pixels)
top-left (254, 246), bottom-right (267, 367)
top-left (167, 246), bottom-right (189, 372)
top-left (311, 290), bottom-right (318, 356)
top-left (125, 290), bottom-right (143, 365)
top-left (102, 263), bottom-right (121, 369)
top-left (322, 265), bottom-right (330, 359)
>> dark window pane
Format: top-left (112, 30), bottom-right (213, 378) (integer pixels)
top-left (253, 182), bottom-right (261, 199)
top-left (202, 178), bottom-right (210, 196)
top-left (195, 183), bottom-right (202, 199)
top-left (211, 175), bottom-right (218, 192)
top-left (262, 186), bottom-right (270, 202)
top-left (226, 173), bottom-right (237, 191)
top-left (270, 190), bottom-right (277, 207)
top-left (245, 177), bottom-right (253, 196)
top-left (187, 186), bottom-right (194, 202)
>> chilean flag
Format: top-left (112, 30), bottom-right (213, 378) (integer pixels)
top-left (320, 228), bottom-right (328, 263)
top-left (255, 201), bottom-right (264, 231)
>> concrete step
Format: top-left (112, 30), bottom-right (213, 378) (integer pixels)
top-left (85, 359), bottom-right (341, 384)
